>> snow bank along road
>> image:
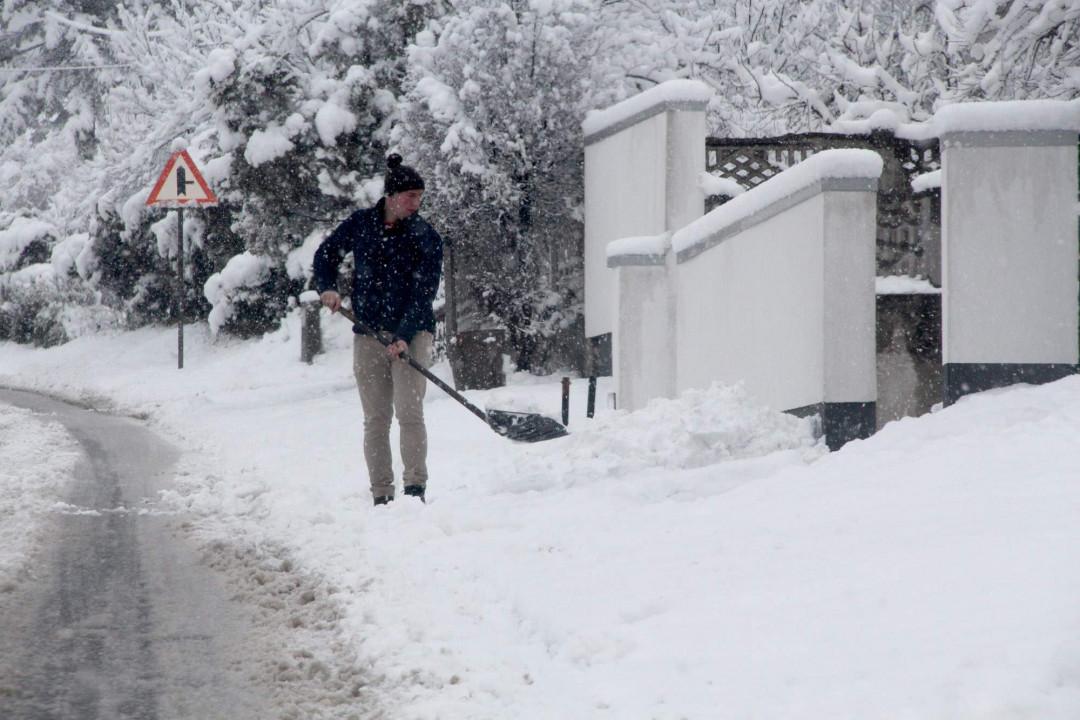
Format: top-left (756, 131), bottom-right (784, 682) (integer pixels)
top-left (0, 388), bottom-right (291, 720)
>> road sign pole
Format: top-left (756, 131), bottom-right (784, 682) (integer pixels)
top-left (177, 207), bottom-right (184, 370)
top-left (146, 148), bottom-right (218, 370)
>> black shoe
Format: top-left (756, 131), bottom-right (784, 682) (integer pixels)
top-left (373, 495), bottom-right (393, 506)
top-left (403, 485), bottom-right (425, 503)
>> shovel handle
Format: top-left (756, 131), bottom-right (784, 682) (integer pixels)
top-left (336, 307), bottom-right (490, 425)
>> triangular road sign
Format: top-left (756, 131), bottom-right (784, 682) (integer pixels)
top-left (146, 150), bottom-right (218, 206)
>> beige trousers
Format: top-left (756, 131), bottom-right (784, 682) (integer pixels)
top-left (353, 331), bottom-right (433, 498)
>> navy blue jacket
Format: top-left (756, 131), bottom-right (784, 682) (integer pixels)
top-left (312, 199), bottom-right (443, 343)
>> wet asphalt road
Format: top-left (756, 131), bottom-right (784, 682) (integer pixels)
top-left (0, 389), bottom-right (268, 720)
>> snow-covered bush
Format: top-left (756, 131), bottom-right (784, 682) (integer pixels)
top-left (0, 266), bottom-right (62, 346)
top-left (0, 216), bottom-right (120, 345)
top-left (0, 217), bottom-right (55, 274)
top-left (0, 262), bottom-right (111, 347)
top-left (204, 252), bottom-right (293, 338)
top-left (89, 206), bottom-right (175, 328)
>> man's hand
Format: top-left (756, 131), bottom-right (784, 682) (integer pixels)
top-left (387, 339), bottom-right (409, 360)
top-left (320, 290), bottom-right (341, 313)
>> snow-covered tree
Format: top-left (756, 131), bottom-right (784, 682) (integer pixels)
top-left (0, 0), bottom-right (446, 340)
top-left (0, 1), bottom-right (130, 340)
top-left (597, 0), bottom-right (1077, 136)
top-left (0, 1), bottom-right (122, 219)
top-left (2, 0), bottom-right (1077, 348)
top-left (194, 0), bottom-right (444, 336)
top-left (934, 0), bottom-right (1080, 102)
top-left (596, 0), bottom-right (847, 135)
top-left (396, 0), bottom-right (607, 372)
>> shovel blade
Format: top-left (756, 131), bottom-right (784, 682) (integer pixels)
top-left (486, 409), bottom-right (568, 443)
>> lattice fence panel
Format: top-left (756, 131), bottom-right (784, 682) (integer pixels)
top-left (705, 133), bottom-right (941, 282)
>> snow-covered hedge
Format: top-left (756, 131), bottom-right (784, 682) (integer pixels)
top-left (204, 252), bottom-right (292, 339)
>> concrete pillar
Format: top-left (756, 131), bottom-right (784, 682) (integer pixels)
top-left (821, 185), bottom-right (879, 447)
top-left (583, 80), bottom-right (711, 368)
top-left (940, 119), bottom-right (1079, 404)
top-left (607, 240), bottom-right (674, 411)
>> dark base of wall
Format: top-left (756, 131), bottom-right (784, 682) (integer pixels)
top-left (586, 333), bottom-right (612, 377)
top-left (787, 402), bottom-right (877, 451)
top-left (876, 293), bottom-right (941, 428)
top-left (943, 363), bottom-right (1078, 406)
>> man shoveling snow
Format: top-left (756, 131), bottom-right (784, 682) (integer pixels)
top-left (313, 153), bottom-right (442, 506)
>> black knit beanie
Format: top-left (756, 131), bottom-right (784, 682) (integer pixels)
top-left (383, 153), bottom-right (425, 195)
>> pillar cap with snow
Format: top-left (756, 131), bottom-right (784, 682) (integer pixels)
top-left (583, 79), bottom-right (712, 146)
top-left (606, 232), bottom-right (671, 268)
top-left (934, 98), bottom-right (1080, 148)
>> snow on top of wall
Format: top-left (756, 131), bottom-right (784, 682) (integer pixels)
top-left (876, 275), bottom-right (941, 295)
top-left (582, 79), bottom-right (712, 139)
top-left (830, 98), bottom-right (1080, 139)
top-left (832, 108), bottom-right (938, 141)
top-left (0, 217), bottom-right (56, 273)
top-left (700, 171), bottom-right (745, 198)
top-left (606, 232), bottom-right (671, 259)
top-left (911, 169), bottom-right (941, 193)
top-left (933, 98), bottom-right (1080, 134)
top-left (671, 149), bottom-right (883, 256)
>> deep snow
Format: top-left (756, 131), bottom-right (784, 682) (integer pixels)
top-left (2, 310), bottom-right (1079, 719)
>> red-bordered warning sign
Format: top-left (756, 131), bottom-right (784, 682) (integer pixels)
top-left (146, 150), bottom-right (218, 206)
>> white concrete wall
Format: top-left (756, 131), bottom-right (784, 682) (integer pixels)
top-left (611, 262), bottom-right (675, 410)
top-left (942, 134), bottom-right (1079, 365)
top-left (593, 97), bottom-right (1076, 436)
top-left (673, 190), bottom-right (878, 412)
top-left (667, 151), bottom-right (880, 416)
top-left (584, 115), bottom-right (666, 338)
top-left (675, 188), bottom-right (877, 413)
top-left (676, 197), bottom-right (826, 411)
top-left (583, 80), bottom-right (710, 341)
top-left (823, 191), bottom-right (879, 403)
top-left (605, 150), bottom-right (881, 416)
top-left (665, 110), bottom-right (707, 234)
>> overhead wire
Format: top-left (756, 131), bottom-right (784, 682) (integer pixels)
top-left (0, 63), bottom-right (135, 73)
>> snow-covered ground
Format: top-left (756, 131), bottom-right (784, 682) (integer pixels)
top-left (2, 310), bottom-right (1080, 719)
top-left (0, 403), bottom-right (81, 590)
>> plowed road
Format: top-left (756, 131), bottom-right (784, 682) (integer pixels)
top-left (0, 389), bottom-right (268, 720)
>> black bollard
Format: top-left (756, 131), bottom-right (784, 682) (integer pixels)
top-left (300, 298), bottom-right (323, 364)
top-left (561, 377), bottom-right (570, 426)
top-left (586, 376), bottom-right (597, 418)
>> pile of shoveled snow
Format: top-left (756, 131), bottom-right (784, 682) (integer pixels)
top-left (0, 404), bottom-right (80, 590)
top-left (497, 382), bottom-right (825, 493)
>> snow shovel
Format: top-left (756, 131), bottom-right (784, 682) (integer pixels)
top-left (337, 307), bottom-right (568, 443)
